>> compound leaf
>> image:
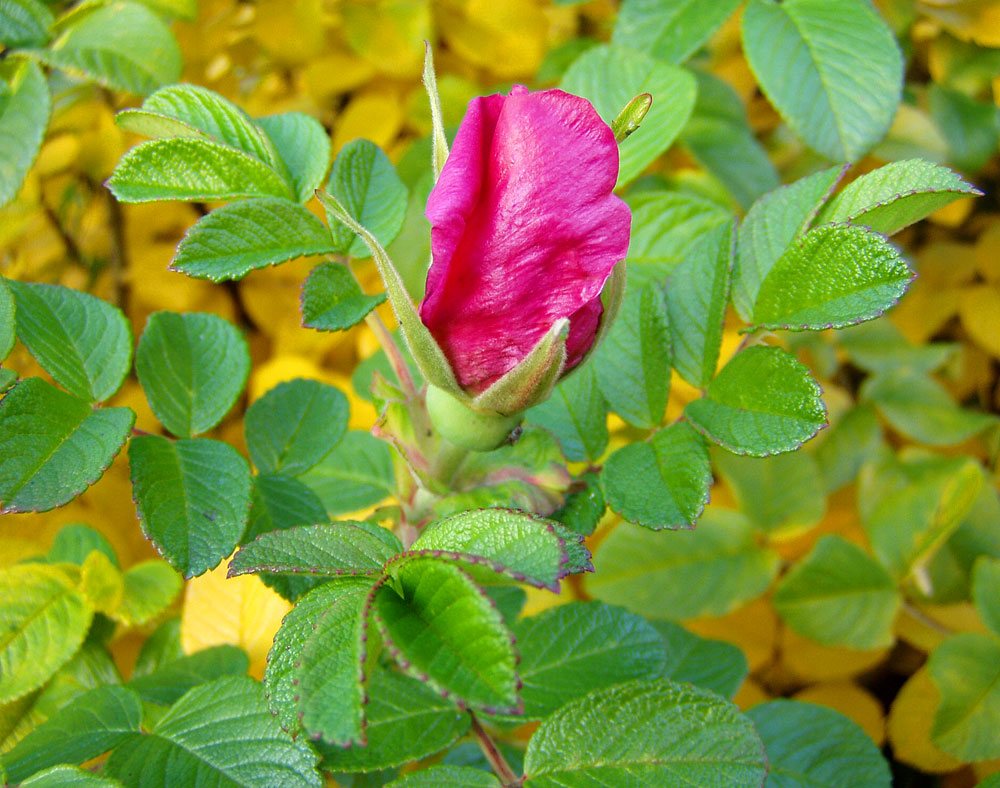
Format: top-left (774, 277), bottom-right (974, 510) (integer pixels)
top-left (300, 261), bottom-right (386, 332)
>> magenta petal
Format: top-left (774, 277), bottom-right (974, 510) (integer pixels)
top-left (419, 86), bottom-right (631, 392)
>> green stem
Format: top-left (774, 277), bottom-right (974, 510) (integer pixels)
top-left (469, 712), bottom-right (521, 787)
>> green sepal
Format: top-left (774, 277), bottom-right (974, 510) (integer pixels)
top-left (422, 42), bottom-right (449, 182)
top-left (426, 385), bottom-right (524, 453)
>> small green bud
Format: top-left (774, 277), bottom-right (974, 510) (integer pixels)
top-left (612, 93), bottom-right (653, 143)
top-left (426, 385), bottom-right (523, 452)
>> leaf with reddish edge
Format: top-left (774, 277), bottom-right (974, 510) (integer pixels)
top-left (229, 521), bottom-right (400, 579)
top-left (411, 508), bottom-right (590, 591)
top-left (374, 559), bottom-right (520, 715)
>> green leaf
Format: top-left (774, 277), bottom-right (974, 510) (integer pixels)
top-left (129, 435), bottom-right (252, 578)
top-left (626, 192), bottom-right (731, 286)
top-left (0, 564), bottom-right (92, 704)
top-left (862, 369), bottom-right (997, 446)
top-left (25, 1), bottom-right (181, 96)
top-left (862, 454), bottom-right (982, 580)
top-left (652, 621), bottom-right (748, 699)
top-left (509, 601), bottom-right (667, 720)
top-left (412, 508), bottom-right (588, 591)
top-left (0, 377), bottom-right (134, 513)
top-left (263, 577), bottom-right (374, 735)
top-left (592, 284), bottom-right (670, 429)
top-left (135, 311), bottom-right (249, 438)
top-left (523, 679), bottom-right (766, 788)
top-left (525, 366), bottom-right (607, 463)
top-left (116, 84), bottom-right (285, 173)
top-left (326, 139), bottom-right (408, 258)
top-left (928, 633), bottom-right (1000, 761)
top-left (930, 83), bottom-right (1000, 173)
top-left (300, 261), bottom-right (387, 332)
top-left (0, 367), bottom-right (17, 392)
top-left (0, 60), bottom-right (49, 207)
top-left (19, 766), bottom-right (125, 788)
top-left (245, 378), bottom-right (348, 476)
top-left (611, 0), bottom-right (742, 64)
top-left (666, 220), bottom-right (733, 387)
top-left (587, 508), bottom-right (780, 620)
top-left (107, 138), bottom-right (294, 203)
top-left (259, 112), bottom-right (331, 203)
top-left (602, 421), bottom-right (711, 531)
top-left (773, 535), bottom-right (900, 649)
top-left (748, 699), bottom-right (892, 788)
top-left (129, 646), bottom-right (248, 706)
top-left (561, 45), bottom-right (697, 187)
top-left (8, 281), bottom-right (132, 402)
top-left (751, 224), bottom-right (913, 331)
top-left (131, 0), bottom-right (197, 20)
top-left (386, 766), bottom-right (499, 788)
top-left (712, 447), bottom-right (826, 537)
top-left (686, 346), bottom-right (828, 456)
top-left (47, 523), bottom-right (119, 567)
top-left (733, 165), bottom-right (845, 320)
top-left (1, 685), bottom-right (142, 784)
top-left (132, 618), bottom-right (183, 678)
top-left (0, 0), bottom-right (52, 48)
top-left (741, 0), bottom-right (902, 161)
top-left (679, 71), bottom-right (780, 210)
top-left (245, 473), bottom-right (328, 542)
top-left (298, 431), bottom-right (395, 516)
top-left (0, 277), bottom-right (13, 361)
top-left (552, 473), bottom-right (605, 537)
top-left (231, 521), bottom-right (398, 578)
top-left (114, 560), bottom-right (182, 627)
top-left (105, 676), bottom-right (322, 788)
top-left (813, 405), bottom-right (883, 492)
top-left (973, 558), bottom-right (1000, 636)
top-left (317, 669), bottom-right (470, 773)
top-left (837, 320), bottom-right (958, 376)
top-left (375, 559), bottom-right (519, 714)
top-left (817, 159), bottom-right (981, 234)
top-left (171, 198), bottom-right (337, 282)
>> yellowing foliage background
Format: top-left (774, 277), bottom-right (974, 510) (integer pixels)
top-left (2, 1), bottom-right (999, 784)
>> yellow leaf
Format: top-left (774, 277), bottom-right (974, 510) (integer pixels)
top-left (333, 90), bottom-right (405, 153)
top-left (437, 0), bottom-right (548, 78)
top-left (34, 135), bottom-right (82, 178)
top-left (248, 355), bottom-right (337, 402)
top-left (181, 559), bottom-right (291, 679)
top-left (80, 550), bottom-right (124, 615)
top-left (959, 284), bottom-right (1000, 358)
top-left (928, 196), bottom-right (975, 227)
top-left (793, 681), bottom-right (886, 746)
top-left (115, 560), bottom-right (183, 627)
top-left (779, 627), bottom-right (888, 682)
top-left (342, 0), bottom-right (430, 78)
top-left (732, 677), bottom-right (770, 711)
top-left (918, 0), bottom-right (1000, 46)
top-left (252, 0), bottom-right (326, 65)
top-left (975, 222), bottom-right (1000, 283)
top-left (896, 601), bottom-right (987, 652)
top-left (303, 50), bottom-right (376, 103)
top-left (888, 667), bottom-right (963, 773)
top-left (687, 598), bottom-right (777, 672)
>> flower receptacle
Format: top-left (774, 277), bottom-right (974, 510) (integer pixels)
top-left (426, 385), bottom-right (523, 452)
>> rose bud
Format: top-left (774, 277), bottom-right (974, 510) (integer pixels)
top-left (319, 50), bottom-right (632, 453)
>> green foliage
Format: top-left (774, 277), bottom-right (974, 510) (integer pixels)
top-left (0, 0), bottom-right (53, 49)
top-left (375, 559), bottom-right (519, 713)
top-left (24, 1), bottom-right (182, 96)
top-left (172, 198), bottom-right (337, 282)
top-left (104, 676), bottom-right (322, 788)
top-left (258, 112), bottom-right (332, 203)
top-left (301, 261), bottom-right (387, 332)
top-left (525, 366), bottom-right (607, 462)
top-left (128, 646), bottom-right (248, 706)
top-left (0, 564), bottom-right (92, 704)
top-left (135, 311), bottom-right (250, 438)
top-left (522, 680), bottom-right (767, 787)
top-left (653, 621), bottom-right (748, 699)
top-left (245, 378), bottom-right (349, 476)
top-left (129, 435), bottom-right (252, 577)
top-left (612, 0), bottom-right (742, 65)
top-left (685, 345), bottom-right (828, 456)
top-left (601, 421), bottom-right (711, 530)
top-left (7, 280), bottom-right (132, 402)
top-left (748, 700), bottom-right (892, 787)
top-left (973, 558), bottom-right (1000, 636)
top-left (561, 45), bottom-right (696, 187)
top-left (0, 377), bottom-right (134, 513)
top-left (751, 224), bottom-right (913, 331)
top-left (386, 766), bottom-right (499, 788)
top-left (1, 686), bottom-right (142, 784)
top-left (741, 0), bottom-right (902, 161)
top-left (326, 138), bottom-right (408, 258)
top-left (773, 535), bottom-right (901, 649)
top-left (508, 601), bottom-right (666, 720)
top-left (47, 523), bottom-right (119, 567)
top-left (0, 60), bottom-right (49, 207)
top-left (591, 284), bottom-right (671, 429)
top-left (18, 766), bottom-right (125, 788)
top-left (0, 276), bottom-right (14, 361)
top-left (588, 508), bottom-right (780, 619)
top-left (298, 430), bottom-right (395, 516)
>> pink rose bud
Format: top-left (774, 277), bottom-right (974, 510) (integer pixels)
top-left (419, 85), bottom-right (632, 396)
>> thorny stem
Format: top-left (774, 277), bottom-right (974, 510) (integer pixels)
top-left (469, 712), bottom-right (521, 787)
